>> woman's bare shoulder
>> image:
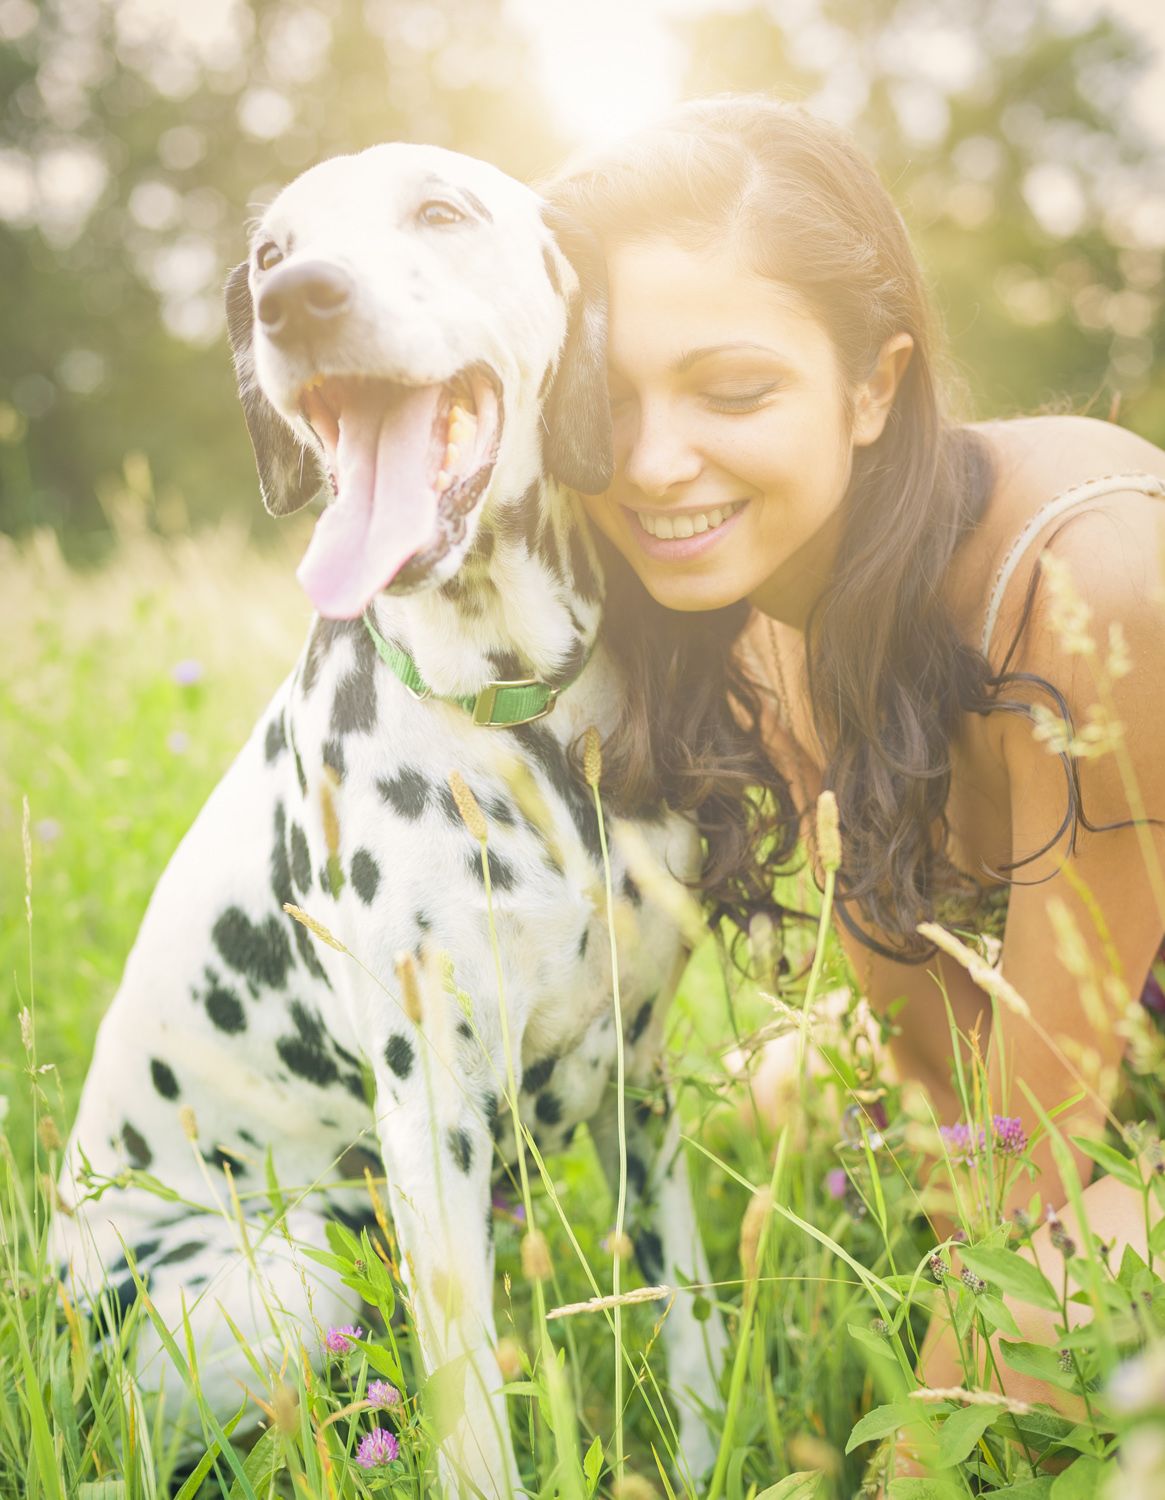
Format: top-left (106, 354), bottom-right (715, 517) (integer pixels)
top-left (948, 415), bottom-right (1165, 642)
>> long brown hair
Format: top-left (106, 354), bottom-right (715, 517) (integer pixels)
top-left (547, 95), bottom-right (1085, 959)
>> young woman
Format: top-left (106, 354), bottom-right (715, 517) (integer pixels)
top-left (548, 95), bottom-right (1165, 1450)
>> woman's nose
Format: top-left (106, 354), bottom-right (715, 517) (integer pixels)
top-left (619, 404), bottom-right (702, 497)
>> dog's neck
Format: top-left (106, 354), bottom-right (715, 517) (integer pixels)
top-left (364, 478), bottom-right (605, 700)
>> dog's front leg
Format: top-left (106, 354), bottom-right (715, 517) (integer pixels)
top-left (592, 1085), bottom-right (728, 1487)
top-left (371, 1031), bottom-right (521, 1499)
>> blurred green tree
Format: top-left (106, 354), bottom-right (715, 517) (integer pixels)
top-left (679, 0), bottom-right (1165, 441)
top-left (0, 0), bottom-right (564, 551)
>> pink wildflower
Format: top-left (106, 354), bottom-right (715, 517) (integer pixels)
top-left (366, 1379), bottom-right (401, 1410)
top-left (324, 1323), bottom-right (364, 1354)
top-left (824, 1167), bottom-right (849, 1200)
top-left (356, 1427), bottom-right (400, 1468)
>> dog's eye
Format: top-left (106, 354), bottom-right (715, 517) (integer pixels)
top-left (418, 200), bottom-right (465, 227)
top-left (256, 242), bottom-right (284, 271)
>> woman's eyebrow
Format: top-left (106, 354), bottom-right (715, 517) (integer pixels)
top-left (674, 341), bottom-right (791, 372)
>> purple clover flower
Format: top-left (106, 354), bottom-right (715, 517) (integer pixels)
top-left (825, 1167), bottom-right (849, 1200)
top-left (355, 1427), bottom-right (400, 1468)
top-left (1142, 965), bottom-right (1165, 1017)
top-left (171, 659), bottom-right (203, 686)
top-left (992, 1115), bottom-right (1028, 1156)
top-left (940, 1122), bottom-right (978, 1165)
top-left (324, 1323), bottom-right (364, 1354)
top-left (366, 1379), bottom-right (401, 1410)
top-left (941, 1116), bottom-right (1028, 1164)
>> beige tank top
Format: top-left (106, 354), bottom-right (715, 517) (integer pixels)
top-left (979, 470), bottom-right (1165, 660)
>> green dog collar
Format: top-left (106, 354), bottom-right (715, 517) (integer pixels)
top-left (363, 614), bottom-right (588, 728)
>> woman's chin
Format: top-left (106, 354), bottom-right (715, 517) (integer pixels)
top-left (633, 560), bottom-right (751, 614)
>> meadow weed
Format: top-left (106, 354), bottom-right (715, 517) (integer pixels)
top-left (1, 516), bottom-right (1163, 1497)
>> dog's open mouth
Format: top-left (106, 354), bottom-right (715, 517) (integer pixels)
top-left (294, 365), bottom-right (501, 617)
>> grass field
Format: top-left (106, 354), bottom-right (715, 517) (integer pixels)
top-left (2, 481), bottom-right (1163, 1499)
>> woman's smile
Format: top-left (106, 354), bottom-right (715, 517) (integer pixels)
top-left (581, 237), bottom-right (871, 618)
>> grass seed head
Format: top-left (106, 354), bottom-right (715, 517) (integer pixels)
top-left (394, 951), bottom-right (423, 1025)
top-left (583, 726), bottom-right (602, 789)
top-left (495, 1336), bottom-right (524, 1381)
top-left (815, 789), bottom-right (842, 873)
top-left (521, 1229), bottom-right (552, 1281)
top-left (612, 1477), bottom-right (659, 1500)
top-left (283, 903), bottom-right (348, 953)
top-left (449, 770), bottom-right (488, 841)
top-left (740, 1185), bottom-right (774, 1282)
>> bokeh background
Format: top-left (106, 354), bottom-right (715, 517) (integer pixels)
top-left (2, 0), bottom-right (1164, 556)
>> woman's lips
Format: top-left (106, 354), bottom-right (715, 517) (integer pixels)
top-left (620, 499), bottom-right (751, 561)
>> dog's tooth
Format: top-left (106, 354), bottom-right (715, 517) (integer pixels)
top-left (435, 470), bottom-right (452, 493)
top-left (445, 443), bottom-right (460, 469)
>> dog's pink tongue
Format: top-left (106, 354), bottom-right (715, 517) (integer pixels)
top-left (297, 382), bottom-right (442, 618)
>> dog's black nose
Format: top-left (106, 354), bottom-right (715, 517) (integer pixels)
top-left (257, 261), bottom-right (353, 344)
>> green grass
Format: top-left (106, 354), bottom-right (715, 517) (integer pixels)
top-left (2, 499), bottom-right (1163, 1499)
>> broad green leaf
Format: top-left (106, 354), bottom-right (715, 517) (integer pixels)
top-left (848, 1322), bottom-right (899, 1363)
top-left (959, 1246), bottom-right (1061, 1312)
top-left (1049, 1456), bottom-right (1109, 1499)
top-left (935, 1403), bottom-right (1001, 1466)
top-left (977, 1293), bottom-right (1021, 1338)
top-left (1070, 1137), bottom-right (1143, 1189)
top-left (887, 1479), bottom-right (963, 1500)
top-left (1000, 1341), bottom-right (1079, 1392)
top-left (994, 1479), bottom-right (1056, 1499)
top-left (845, 1400), bottom-right (929, 1454)
top-left (583, 1434), bottom-right (604, 1496)
top-left (755, 1472), bottom-right (824, 1500)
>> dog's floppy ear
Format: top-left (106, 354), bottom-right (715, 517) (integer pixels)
top-left (224, 260), bottom-right (324, 517)
top-left (539, 206), bottom-right (614, 496)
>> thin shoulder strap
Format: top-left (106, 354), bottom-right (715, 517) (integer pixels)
top-left (979, 470), bottom-right (1165, 660)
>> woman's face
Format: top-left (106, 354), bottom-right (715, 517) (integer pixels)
top-left (584, 237), bottom-right (881, 620)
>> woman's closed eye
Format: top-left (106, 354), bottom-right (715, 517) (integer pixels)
top-left (703, 383), bottom-right (781, 413)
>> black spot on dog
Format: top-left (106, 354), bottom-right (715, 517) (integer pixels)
top-left (627, 1153), bottom-right (648, 1196)
top-left (155, 1240), bottom-right (204, 1267)
top-left (331, 663), bottom-right (378, 737)
top-left (213, 906), bottom-right (293, 990)
top-left (635, 1228), bottom-right (665, 1284)
top-left (322, 737), bottom-right (345, 783)
top-left (378, 767), bottom-right (431, 820)
top-left (578, 926), bottom-right (589, 959)
top-left (487, 648), bottom-right (526, 682)
top-left (628, 999), bottom-right (653, 1044)
top-left (493, 481), bottom-right (542, 551)
top-left (465, 847), bottom-right (515, 891)
top-left (238, 1127), bottom-right (260, 1147)
top-left (121, 1122), bottom-right (152, 1169)
top-left (483, 1092), bottom-right (499, 1135)
top-left (456, 1019), bottom-right (473, 1041)
top-left (350, 849), bottom-right (380, 905)
top-left (447, 1127), bottom-right (473, 1174)
top-left (290, 822), bottom-right (312, 894)
top-left (99, 1276), bottom-right (139, 1328)
top-left (486, 1203), bottom-right (495, 1247)
top-left (384, 1033), bottom-right (414, 1080)
top-left (415, 908), bottom-right (431, 931)
top-left (150, 1059), bottom-right (179, 1100)
top-left (265, 713), bottom-right (287, 763)
top-left (522, 1056), bottom-right (557, 1093)
top-left (534, 1092), bottom-right (562, 1127)
top-left (622, 872), bottom-right (642, 907)
top-left (130, 1237), bottom-right (161, 1264)
top-left (512, 722), bottom-right (603, 864)
top-left (276, 1000), bottom-right (338, 1088)
top-left (210, 1146), bottom-right (247, 1176)
top-left (205, 980), bottom-right (246, 1033)
top-left (271, 801), bottom-right (294, 908)
top-left (567, 524), bottom-right (601, 603)
top-left (302, 617), bottom-right (358, 698)
top-left (537, 517), bottom-right (563, 581)
top-left (289, 718), bottom-right (308, 797)
top-left (482, 793), bottom-right (518, 827)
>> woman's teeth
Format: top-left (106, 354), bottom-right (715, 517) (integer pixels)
top-left (635, 500), bottom-right (745, 540)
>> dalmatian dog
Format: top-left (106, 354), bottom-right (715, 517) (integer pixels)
top-left (52, 143), bottom-right (727, 1496)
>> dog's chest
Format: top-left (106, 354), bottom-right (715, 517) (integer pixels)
top-left (280, 619), bottom-right (698, 1120)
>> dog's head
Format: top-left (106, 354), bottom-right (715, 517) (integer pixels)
top-left (225, 143), bottom-right (612, 618)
